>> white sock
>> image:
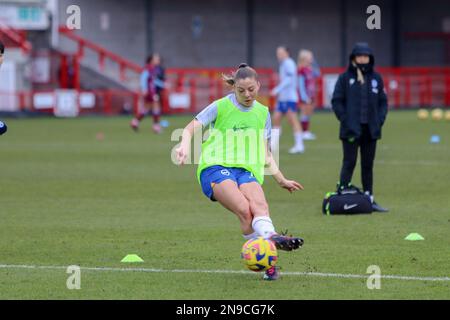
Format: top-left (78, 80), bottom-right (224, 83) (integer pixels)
top-left (271, 127), bottom-right (281, 152)
top-left (242, 231), bottom-right (258, 240)
top-left (252, 216), bottom-right (276, 240)
top-left (294, 132), bottom-right (304, 149)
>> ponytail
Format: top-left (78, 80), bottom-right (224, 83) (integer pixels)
top-left (222, 63), bottom-right (258, 86)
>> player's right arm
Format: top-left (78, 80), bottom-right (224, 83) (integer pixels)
top-left (176, 101), bottom-right (218, 165)
top-left (270, 61), bottom-right (295, 97)
top-left (176, 119), bottom-right (203, 165)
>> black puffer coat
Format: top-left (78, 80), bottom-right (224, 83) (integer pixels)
top-left (332, 43), bottom-right (388, 140)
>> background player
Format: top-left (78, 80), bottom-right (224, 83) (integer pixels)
top-left (130, 53), bottom-right (165, 134)
top-left (270, 46), bottom-right (304, 154)
top-left (297, 49), bottom-right (320, 140)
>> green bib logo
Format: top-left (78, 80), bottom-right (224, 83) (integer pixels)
top-left (232, 122), bottom-right (250, 132)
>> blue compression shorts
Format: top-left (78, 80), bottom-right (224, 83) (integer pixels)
top-left (199, 165), bottom-right (259, 201)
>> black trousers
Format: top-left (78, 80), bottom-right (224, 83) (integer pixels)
top-left (339, 124), bottom-right (377, 194)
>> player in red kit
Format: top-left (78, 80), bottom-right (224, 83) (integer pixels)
top-left (130, 53), bottom-right (165, 134)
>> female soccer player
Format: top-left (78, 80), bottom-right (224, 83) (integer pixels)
top-left (176, 64), bottom-right (304, 280)
top-left (130, 53), bottom-right (165, 134)
top-left (270, 46), bottom-right (305, 154)
top-left (297, 49), bottom-right (320, 140)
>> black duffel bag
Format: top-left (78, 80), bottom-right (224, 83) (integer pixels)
top-left (322, 185), bottom-right (373, 215)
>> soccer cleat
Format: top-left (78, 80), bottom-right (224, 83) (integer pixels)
top-left (269, 233), bottom-right (304, 251)
top-left (152, 123), bottom-right (162, 134)
top-left (288, 145), bottom-right (305, 154)
top-left (263, 266), bottom-right (280, 281)
top-left (302, 131), bottom-right (316, 140)
top-left (130, 119), bottom-right (139, 132)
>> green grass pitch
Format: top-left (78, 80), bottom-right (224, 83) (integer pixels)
top-left (0, 110), bottom-right (449, 299)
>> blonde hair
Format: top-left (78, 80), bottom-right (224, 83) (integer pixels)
top-left (222, 63), bottom-right (258, 86)
top-left (298, 49), bottom-right (314, 66)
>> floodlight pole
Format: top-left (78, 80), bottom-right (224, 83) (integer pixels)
top-left (392, 0), bottom-right (400, 67)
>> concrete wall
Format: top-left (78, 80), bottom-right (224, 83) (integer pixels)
top-left (344, 0), bottom-right (394, 67)
top-left (400, 0), bottom-right (450, 66)
top-left (152, 0), bottom-right (247, 68)
top-left (151, 0), bottom-right (393, 68)
top-left (57, 0), bottom-right (148, 65)
top-left (252, 0), bottom-right (342, 68)
top-left (53, 0), bottom-right (449, 68)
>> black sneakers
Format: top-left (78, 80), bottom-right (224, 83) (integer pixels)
top-left (269, 233), bottom-right (304, 251)
top-left (372, 202), bottom-right (389, 212)
top-left (337, 182), bottom-right (360, 194)
top-left (339, 183), bottom-right (390, 213)
top-left (364, 190), bottom-right (389, 212)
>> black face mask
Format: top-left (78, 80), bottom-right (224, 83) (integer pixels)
top-left (356, 63), bottom-right (370, 73)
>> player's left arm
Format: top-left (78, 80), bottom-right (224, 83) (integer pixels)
top-left (378, 75), bottom-right (388, 126)
top-left (154, 68), bottom-right (166, 89)
top-left (265, 140), bottom-right (303, 193)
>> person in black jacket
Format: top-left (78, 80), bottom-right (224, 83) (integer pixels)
top-left (331, 42), bottom-right (388, 212)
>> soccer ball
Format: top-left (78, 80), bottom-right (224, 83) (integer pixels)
top-left (417, 109), bottom-right (429, 120)
top-left (241, 237), bottom-right (278, 272)
top-left (431, 108), bottom-right (443, 121)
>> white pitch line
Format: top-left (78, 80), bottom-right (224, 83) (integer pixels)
top-left (0, 264), bottom-right (449, 282)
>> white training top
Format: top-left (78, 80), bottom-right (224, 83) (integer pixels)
top-left (272, 57), bottom-right (299, 103)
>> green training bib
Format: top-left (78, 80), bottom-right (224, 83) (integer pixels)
top-left (197, 96), bottom-right (269, 184)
